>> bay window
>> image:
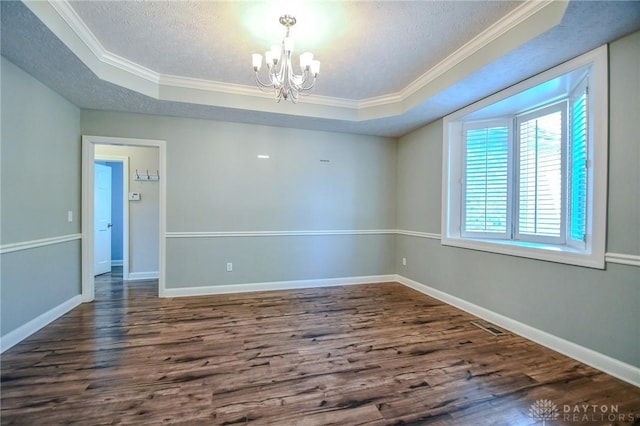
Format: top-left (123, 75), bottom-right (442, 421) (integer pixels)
top-left (442, 46), bottom-right (608, 268)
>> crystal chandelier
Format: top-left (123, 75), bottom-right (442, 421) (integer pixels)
top-left (251, 15), bottom-right (320, 103)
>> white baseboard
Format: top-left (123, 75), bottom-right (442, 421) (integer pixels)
top-left (395, 275), bottom-right (640, 388)
top-left (111, 260), bottom-right (123, 267)
top-left (127, 271), bottom-right (159, 281)
top-left (163, 274), bottom-right (397, 298)
top-left (0, 295), bottom-right (82, 353)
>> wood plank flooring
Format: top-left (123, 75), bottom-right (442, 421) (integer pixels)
top-left (2, 269), bottom-right (639, 425)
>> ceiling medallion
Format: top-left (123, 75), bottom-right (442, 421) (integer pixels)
top-left (251, 15), bottom-right (320, 103)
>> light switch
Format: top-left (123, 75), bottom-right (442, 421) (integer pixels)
top-left (67, 211), bottom-right (73, 222)
top-left (128, 192), bottom-right (141, 201)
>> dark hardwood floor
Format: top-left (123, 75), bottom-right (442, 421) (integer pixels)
top-left (2, 269), bottom-right (639, 425)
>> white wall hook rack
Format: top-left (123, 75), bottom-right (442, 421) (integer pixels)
top-left (134, 169), bottom-right (159, 181)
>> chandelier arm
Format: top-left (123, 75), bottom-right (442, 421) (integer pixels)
top-left (269, 65), bottom-right (281, 86)
top-left (300, 77), bottom-right (317, 92)
top-left (295, 72), bottom-right (315, 91)
top-left (287, 58), bottom-right (305, 91)
top-left (254, 72), bottom-right (276, 88)
top-left (276, 86), bottom-right (288, 102)
top-left (287, 71), bottom-right (302, 89)
top-left (256, 84), bottom-right (278, 95)
top-left (255, 73), bottom-right (284, 101)
top-left (300, 70), bottom-right (318, 92)
top-left (289, 86), bottom-right (299, 103)
top-left (296, 87), bottom-right (314, 96)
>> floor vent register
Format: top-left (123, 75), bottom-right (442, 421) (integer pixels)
top-left (470, 320), bottom-right (506, 336)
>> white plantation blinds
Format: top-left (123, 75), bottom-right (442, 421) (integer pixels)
top-left (443, 47), bottom-right (607, 268)
top-left (570, 84), bottom-right (588, 243)
top-left (463, 124), bottom-right (509, 236)
top-left (460, 101), bottom-right (587, 245)
top-left (517, 106), bottom-right (565, 241)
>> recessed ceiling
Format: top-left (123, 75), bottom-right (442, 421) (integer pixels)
top-left (66, 0), bottom-right (523, 100)
top-left (2, 1), bottom-right (640, 137)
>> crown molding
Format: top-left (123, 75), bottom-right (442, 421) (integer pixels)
top-left (399, 1), bottom-right (561, 104)
top-left (47, 0), bottom-right (103, 61)
top-left (38, 0), bottom-right (359, 112)
top-left (31, 0), bottom-right (568, 120)
top-left (101, 51), bottom-right (159, 84)
top-left (158, 74), bottom-right (359, 109)
top-left (48, 0), bottom-right (160, 85)
top-left (357, 92), bottom-right (405, 110)
top-left (357, 1), bottom-right (567, 112)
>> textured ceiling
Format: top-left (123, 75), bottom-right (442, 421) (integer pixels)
top-left (67, 1), bottom-right (522, 100)
top-left (2, 1), bottom-right (640, 137)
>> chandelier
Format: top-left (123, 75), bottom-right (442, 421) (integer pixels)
top-left (251, 15), bottom-right (320, 103)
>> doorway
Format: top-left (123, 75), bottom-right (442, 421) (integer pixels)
top-left (94, 162), bottom-right (113, 276)
top-left (94, 155), bottom-right (129, 280)
top-left (82, 135), bottom-right (167, 302)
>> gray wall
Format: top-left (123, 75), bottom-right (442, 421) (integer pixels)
top-left (1, 57), bottom-right (81, 336)
top-left (95, 145), bottom-right (160, 276)
top-left (608, 32), bottom-right (640, 256)
top-left (395, 32), bottom-right (640, 368)
top-left (82, 111), bottom-right (397, 288)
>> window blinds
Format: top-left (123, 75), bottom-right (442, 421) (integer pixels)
top-left (570, 89), bottom-right (588, 242)
top-left (463, 125), bottom-right (509, 235)
top-left (517, 109), bottom-right (564, 238)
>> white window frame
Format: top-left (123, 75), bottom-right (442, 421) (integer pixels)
top-left (461, 118), bottom-right (513, 240)
top-left (441, 45), bottom-right (608, 269)
top-left (514, 102), bottom-right (567, 246)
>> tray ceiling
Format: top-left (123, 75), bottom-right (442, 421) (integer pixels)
top-left (2, 1), bottom-right (639, 137)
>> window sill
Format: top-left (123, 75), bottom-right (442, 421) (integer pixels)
top-left (441, 236), bottom-right (604, 269)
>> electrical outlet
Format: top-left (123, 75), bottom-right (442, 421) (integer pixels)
top-left (402, 257), bottom-right (407, 266)
top-left (226, 262), bottom-right (233, 272)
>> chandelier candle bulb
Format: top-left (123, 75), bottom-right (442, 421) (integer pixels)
top-left (251, 14), bottom-right (320, 103)
top-left (300, 52), bottom-right (313, 70)
top-left (264, 50), bottom-right (274, 67)
top-left (252, 54), bottom-right (262, 71)
top-left (270, 45), bottom-right (281, 63)
top-left (311, 60), bottom-right (320, 76)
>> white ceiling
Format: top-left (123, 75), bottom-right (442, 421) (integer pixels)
top-left (66, 0), bottom-right (523, 100)
top-left (2, 1), bottom-right (640, 137)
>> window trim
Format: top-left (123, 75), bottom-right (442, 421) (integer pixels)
top-left (441, 45), bottom-right (608, 269)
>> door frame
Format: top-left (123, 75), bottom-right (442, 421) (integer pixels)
top-left (95, 155), bottom-right (130, 280)
top-left (82, 135), bottom-right (167, 302)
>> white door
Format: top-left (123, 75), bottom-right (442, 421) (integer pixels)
top-left (94, 163), bottom-right (112, 275)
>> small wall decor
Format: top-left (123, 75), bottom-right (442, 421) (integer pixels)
top-left (134, 169), bottom-right (159, 181)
